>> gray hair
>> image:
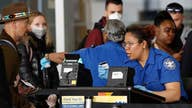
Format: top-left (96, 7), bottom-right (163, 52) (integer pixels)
top-left (104, 19), bottom-right (125, 42)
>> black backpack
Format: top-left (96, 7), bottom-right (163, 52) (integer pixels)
top-left (77, 30), bottom-right (90, 49)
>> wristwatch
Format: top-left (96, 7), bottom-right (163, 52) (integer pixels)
top-left (45, 53), bottom-right (49, 60)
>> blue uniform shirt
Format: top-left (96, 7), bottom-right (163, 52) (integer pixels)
top-left (126, 47), bottom-right (187, 99)
top-left (72, 41), bottom-right (130, 86)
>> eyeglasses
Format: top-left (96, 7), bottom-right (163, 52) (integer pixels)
top-left (122, 41), bottom-right (138, 48)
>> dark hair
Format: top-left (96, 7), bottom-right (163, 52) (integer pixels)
top-left (105, 0), bottom-right (123, 9)
top-left (126, 25), bottom-right (153, 48)
top-left (154, 11), bottom-right (175, 27)
top-left (166, 2), bottom-right (183, 14)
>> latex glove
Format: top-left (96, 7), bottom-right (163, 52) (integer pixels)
top-left (40, 57), bottom-right (51, 70)
top-left (78, 58), bottom-right (83, 64)
top-left (98, 62), bottom-right (109, 80)
top-left (46, 94), bottom-right (57, 108)
top-left (134, 85), bottom-right (152, 93)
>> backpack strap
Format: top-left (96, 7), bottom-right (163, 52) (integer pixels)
top-left (0, 39), bottom-right (17, 52)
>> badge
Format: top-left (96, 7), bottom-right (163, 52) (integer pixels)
top-left (163, 58), bottom-right (176, 70)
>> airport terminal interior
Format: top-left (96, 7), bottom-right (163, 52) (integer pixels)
top-left (0, 0), bottom-right (192, 107)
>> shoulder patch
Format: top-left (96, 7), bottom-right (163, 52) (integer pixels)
top-left (163, 58), bottom-right (176, 70)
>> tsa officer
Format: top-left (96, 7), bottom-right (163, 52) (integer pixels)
top-left (72, 19), bottom-right (129, 86)
top-left (123, 25), bottom-right (187, 102)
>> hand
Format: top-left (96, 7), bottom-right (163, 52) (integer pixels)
top-left (40, 57), bottom-right (50, 70)
top-left (172, 50), bottom-right (183, 61)
top-left (14, 74), bottom-right (20, 87)
top-left (48, 52), bottom-right (65, 64)
top-left (29, 102), bottom-right (36, 108)
top-left (46, 94), bottom-right (57, 108)
top-left (98, 62), bottom-right (109, 80)
top-left (134, 85), bottom-right (152, 93)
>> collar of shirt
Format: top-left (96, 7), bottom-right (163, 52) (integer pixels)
top-left (105, 41), bottom-right (132, 66)
top-left (0, 29), bottom-right (17, 49)
top-left (133, 47), bottom-right (156, 70)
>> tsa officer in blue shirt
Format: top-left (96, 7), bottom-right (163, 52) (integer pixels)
top-left (123, 25), bottom-right (187, 102)
top-left (72, 19), bottom-right (129, 86)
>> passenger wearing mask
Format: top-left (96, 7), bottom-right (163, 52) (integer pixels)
top-left (84, 0), bottom-right (123, 48)
top-left (17, 11), bottom-right (59, 108)
top-left (123, 25), bottom-right (187, 103)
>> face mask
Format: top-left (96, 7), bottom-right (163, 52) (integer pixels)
top-left (31, 26), bottom-right (46, 39)
top-left (108, 12), bottom-right (122, 20)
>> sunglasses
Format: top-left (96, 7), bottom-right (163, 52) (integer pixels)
top-left (167, 8), bottom-right (183, 13)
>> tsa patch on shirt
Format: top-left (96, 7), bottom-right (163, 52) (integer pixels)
top-left (163, 58), bottom-right (176, 70)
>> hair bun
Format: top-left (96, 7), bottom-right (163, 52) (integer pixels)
top-left (143, 24), bottom-right (156, 40)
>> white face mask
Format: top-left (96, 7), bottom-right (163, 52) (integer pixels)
top-left (108, 12), bottom-right (122, 20)
top-left (31, 26), bottom-right (47, 39)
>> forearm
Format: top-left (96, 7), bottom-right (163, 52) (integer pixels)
top-left (152, 83), bottom-right (181, 103)
top-left (46, 52), bottom-right (65, 64)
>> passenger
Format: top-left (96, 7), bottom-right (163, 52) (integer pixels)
top-left (153, 11), bottom-right (182, 61)
top-left (0, 2), bottom-right (35, 108)
top-left (123, 25), bottom-right (187, 102)
top-left (166, 2), bottom-right (192, 53)
top-left (17, 11), bottom-right (59, 108)
top-left (84, 0), bottom-right (123, 48)
top-left (167, 3), bottom-right (192, 77)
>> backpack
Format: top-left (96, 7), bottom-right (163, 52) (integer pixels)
top-left (77, 30), bottom-right (89, 49)
top-left (0, 39), bottom-right (17, 51)
top-left (77, 22), bottom-right (104, 49)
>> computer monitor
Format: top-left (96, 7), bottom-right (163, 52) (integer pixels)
top-left (107, 66), bottom-right (135, 87)
top-left (59, 54), bottom-right (92, 87)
